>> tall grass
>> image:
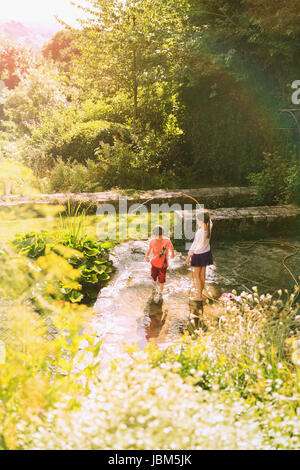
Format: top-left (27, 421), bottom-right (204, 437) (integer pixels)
top-left (58, 202), bottom-right (88, 243)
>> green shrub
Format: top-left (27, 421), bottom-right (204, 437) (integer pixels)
top-left (0, 160), bottom-right (38, 196)
top-left (95, 126), bottom-right (184, 190)
top-left (179, 71), bottom-right (276, 186)
top-left (23, 91), bottom-right (184, 188)
top-left (0, 284), bottom-right (100, 449)
top-left (285, 162), bottom-right (300, 205)
top-left (0, 135), bottom-right (26, 162)
top-left (54, 120), bottom-right (131, 164)
top-left (12, 231), bottom-right (52, 258)
top-left (80, 95), bottom-right (132, 125)
top-left (48, 158), bottom-right (103, 193)
top-left (248, 152), bottom-right (300, 205)
top-left (95, 140), bottom-right (149, 190)
top-left (24, 100), bottom-right (133, 173)
top-left (12, 230), bottom-right (114, 305)
top-left (27, 111), bottom-right (132, 166)
top-left (3, 65), bottom-right (68, 133)
top-left (44, 125), bottom-right (183, 193)
top-left (57, 235), bottom-right (114, 304)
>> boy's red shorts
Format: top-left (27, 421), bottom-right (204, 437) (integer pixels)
top-left (151, 265), bottom-right (167, 284)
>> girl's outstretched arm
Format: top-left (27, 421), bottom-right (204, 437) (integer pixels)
top-left (146, 246), bottom-right (152, 263)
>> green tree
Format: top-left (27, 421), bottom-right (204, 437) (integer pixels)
top-left (174, 0), bottom-right (300, 183)
top-left (71, 0), bottom-right (189, 125)
top-left (2, 65), bottom-right (68, 133)
top-left (186, 0), bottom-right (300, 101)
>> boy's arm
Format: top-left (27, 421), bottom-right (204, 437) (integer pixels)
top-left (167, 240), bottom-right (175, 259)
top-left (146, 245), bottom-right (152, 262)
top-left (169, 241), bottom-right (175, 259)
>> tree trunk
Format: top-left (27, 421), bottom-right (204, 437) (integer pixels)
top-left (132, 15), bottom-right (138, 126)
top-left (133, 48), bottom-right (138, 126)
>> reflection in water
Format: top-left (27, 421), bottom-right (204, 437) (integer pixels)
top-left (188, 299), bottom-right (207, 332)
top-left (143, 294), bottom-right (167, 342)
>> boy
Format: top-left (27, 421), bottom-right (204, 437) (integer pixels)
top-left (146, 225), bottom-right (174, 299)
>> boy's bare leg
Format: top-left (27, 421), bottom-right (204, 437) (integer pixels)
top-left (153, 280), bottom-right (158, 291)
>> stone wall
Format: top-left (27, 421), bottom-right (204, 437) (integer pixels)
top-left (1, 188), bottom-right (298, 240)
top-left (0, 187), bottom-right (257, 212)
top-left (175, 205), bottom-right (300, 240)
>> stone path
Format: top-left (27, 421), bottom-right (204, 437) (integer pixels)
top-left (92, 241), bottom-right (221, 367)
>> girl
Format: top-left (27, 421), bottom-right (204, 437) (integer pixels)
top-left (185, 211), bottom-right (213, 303)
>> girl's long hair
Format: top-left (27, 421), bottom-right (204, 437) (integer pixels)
top-left (197, 211), bottom-right (211, 239)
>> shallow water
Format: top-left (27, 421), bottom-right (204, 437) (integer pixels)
top-left (93, 238), bottom-right (300, 366)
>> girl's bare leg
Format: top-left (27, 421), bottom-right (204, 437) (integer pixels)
top-left (199, 267), bottom-right (206, 301)
top-left (191, 267), bottom-right (202, 301)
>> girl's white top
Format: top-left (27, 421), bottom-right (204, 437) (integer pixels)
top-left (188, 221), bottom-right (213, 255)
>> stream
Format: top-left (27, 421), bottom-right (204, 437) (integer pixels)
top-left (93, 238), bottom-right (300, 367)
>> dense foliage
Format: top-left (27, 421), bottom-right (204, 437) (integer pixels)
top-left (1, 0), bottom-right (299, 192)
top-left (248, 152), bottom-right (300, 205)
top-left (42, 30), bottom-right (80, 72)
top-left (0, 247), bottom-right (101, 450)
top-left (3, 65), bottom-right (69, 133)
top-left (12, 228), bottom-right (114, 305)
top-left (47, 159), bottom-right (102, 193)
top-left (1, 247), bottom-right (299, 449)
